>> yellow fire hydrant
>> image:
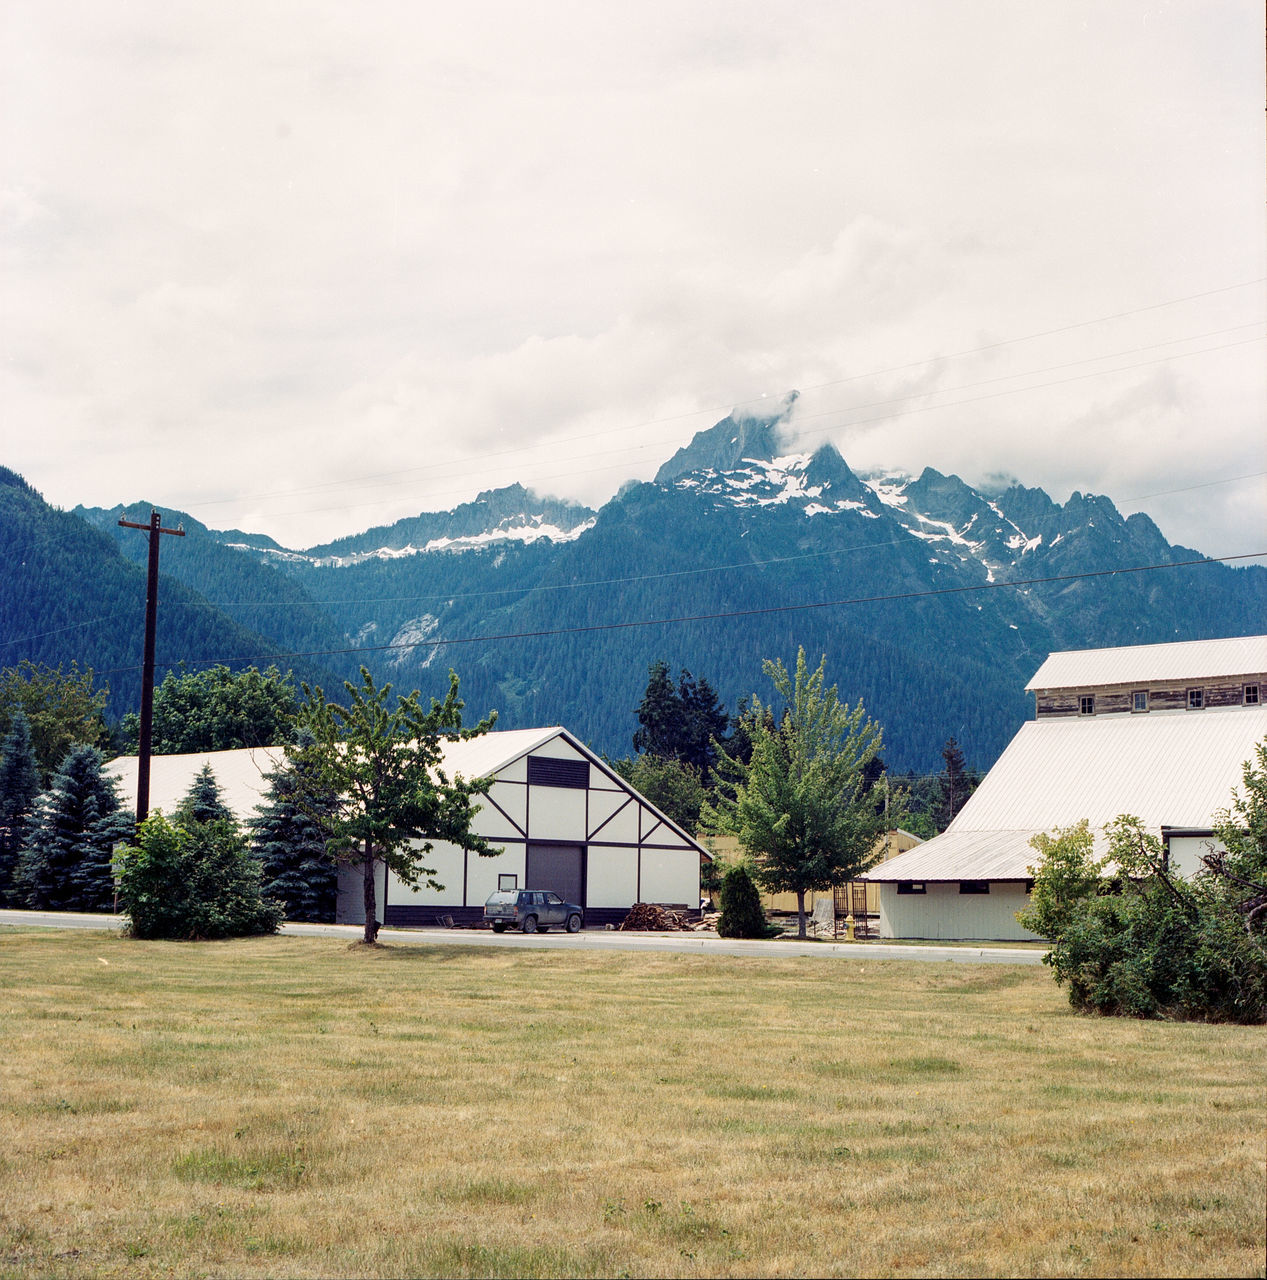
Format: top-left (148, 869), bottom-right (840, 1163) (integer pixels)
top-left (844, 913), bottom-right (855, 941)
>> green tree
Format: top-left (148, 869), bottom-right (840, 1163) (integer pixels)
top-left (0, 710), bottom-right (40, 904)
top-left (631, 661), bottom-right (730, 778)
top-left (608, 753), bottom-right (707, 835)
top-left (1020, 800), bottom-right (1267, 1024)
top-left (704, 648), bottom-right (899, 939)
top-left (936, 737), bottom-right (979, 829)
top-left (175, 764), bottom-right (233, 826)
top-left (0, 661), bottom-right (109, 785)
top-left (114, 812), bottom-right (283, 940)
top-left (632, 661), bottom-right (684, 759)
top-left (250, 729), bottom-right (340, 922)
top-left (716, 863), bottom-right (766, 938)
top-left (16, 744), bottom-right (132, 911)
top-left (295, 667), bottom-right (497, 944)
top-left (121, 664), bottom-right (298, 755)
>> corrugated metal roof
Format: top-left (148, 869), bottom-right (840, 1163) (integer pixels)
top-left (104, 727), bottom-right (568, 826)
top-left (865, 829), bottom-right (1053, 882)
top-left (869, 704), bottom-right (1267, 882)
top-left (1026, 634), bottom-right (1267, 691)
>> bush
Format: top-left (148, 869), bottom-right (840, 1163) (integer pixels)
top-left (717, 864), bottom-right (766, 938)
top-left (115, 813), bottom-right (283, 940)
top-left (1021, 809), bottom-right (1267, 1024)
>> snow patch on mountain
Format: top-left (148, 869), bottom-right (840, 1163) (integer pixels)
top-left (314, 516), bottom-right (596, 565)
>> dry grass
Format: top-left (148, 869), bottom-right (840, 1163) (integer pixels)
top-left (0, 928), bottom-right (1262, 1279)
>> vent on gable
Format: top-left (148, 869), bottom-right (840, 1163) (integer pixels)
top-left (527, 756), bottom-right (589, 790)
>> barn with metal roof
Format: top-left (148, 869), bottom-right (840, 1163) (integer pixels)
top-left (866, 635), bottom-right (1267, 940)
top-left (106, 727), bottom-right (707, 928)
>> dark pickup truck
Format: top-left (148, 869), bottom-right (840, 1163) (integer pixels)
top-left (484, 890), bottom-right (584, 934)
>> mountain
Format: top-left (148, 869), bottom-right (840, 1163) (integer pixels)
top-left (4, 470), bottom-right (341, 721)
top-left (12, 400), bottom-right (1266, 772)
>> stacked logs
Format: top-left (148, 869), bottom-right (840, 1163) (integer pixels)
top-left (618, 902), bottom-right (694, 931)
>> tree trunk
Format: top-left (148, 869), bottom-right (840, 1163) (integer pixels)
top-left (362, 842), bottom-right (379, 944)
top-left (796, 888), bottom-right (807, 939)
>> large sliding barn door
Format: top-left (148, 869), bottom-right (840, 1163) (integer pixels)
top-left (526, 844), bottom-right (586, 905)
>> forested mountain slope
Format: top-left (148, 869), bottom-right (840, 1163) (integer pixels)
top-left (2, 471), bottom-right (340, 720)
top-left (13, 397), bottom-right (1266, 772)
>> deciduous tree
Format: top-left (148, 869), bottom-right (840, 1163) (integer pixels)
top-left (295, 667), bottom-right (496, 944)
top-left (704, 649), bottom-right (900, 938)
top-left (0, 661), bottom-right (109, 785)
top-left (121, 664), bottom-right (298, 755)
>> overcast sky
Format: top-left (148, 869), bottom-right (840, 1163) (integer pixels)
top-left (3, 1), bottom-right (1264, 560)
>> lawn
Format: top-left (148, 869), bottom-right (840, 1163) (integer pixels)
top-left (0, 929), bottom-right (1262, 1278)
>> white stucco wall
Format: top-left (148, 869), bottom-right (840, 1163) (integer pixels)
top-left (878, 882), bottom-right (1041, 941)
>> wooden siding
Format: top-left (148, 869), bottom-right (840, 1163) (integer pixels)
top-left (1035, 674), bottom-right (1264, 718)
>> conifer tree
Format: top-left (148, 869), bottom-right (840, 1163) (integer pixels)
top-left (17, 744), bottom-right (132, 911)
top-left (250, 730), bottom-right (339, 921)
top-left (175, 764), bottom-right (233, 827)
top-left (0, 710), bottom-right (40, 904)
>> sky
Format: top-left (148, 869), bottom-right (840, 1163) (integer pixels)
top-left (2, 0), bottom-right (1264, 559)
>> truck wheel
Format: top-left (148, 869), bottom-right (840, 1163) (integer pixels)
top-left (566, 913), bottom-right (582, 933)
top-left (491, 923), bottom-right (506, 933)
top-left (522, 915), bottom-right (538, 933)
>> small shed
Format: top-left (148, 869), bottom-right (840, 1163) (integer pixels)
top-left (106, 727), bottom-right (708, 928)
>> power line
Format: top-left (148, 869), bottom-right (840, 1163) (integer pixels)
top-left (87, 550), bottom-right (1264, 677)
top-left (178, 277), bottom-right (1267, 517)
top-left (244, 331), bottom-right (1266, 525)
top-left (182, 464), bottom-right (1267, 612)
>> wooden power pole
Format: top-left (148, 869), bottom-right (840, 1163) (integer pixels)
top-left (118, 509), bottom-right (184, 823)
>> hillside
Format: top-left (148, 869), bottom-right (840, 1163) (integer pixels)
top-left (16, 402), bottom-right (1267, 771)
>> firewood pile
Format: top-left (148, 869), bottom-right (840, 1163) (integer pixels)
top-left (618, 902), bottom-right (695, 931)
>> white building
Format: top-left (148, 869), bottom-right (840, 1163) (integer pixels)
top-left (106, 727), bottom-right (707, 928)
top-left (867, 635), bottom-right (1267, 941)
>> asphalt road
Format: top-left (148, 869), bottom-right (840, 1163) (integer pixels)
top-left (0, 909), bottom-right (1047, 965)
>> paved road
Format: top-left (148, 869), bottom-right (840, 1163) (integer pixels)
top-left (0, 909), bottom-right (1046, 965)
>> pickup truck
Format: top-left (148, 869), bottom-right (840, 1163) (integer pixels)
top-left (484, 889), bottom-right (584, 934)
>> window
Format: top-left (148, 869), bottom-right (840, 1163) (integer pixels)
top-left (1246, 684), bottom-right (1260, 706)
top-left (896, 882), bottom-right (926, 895)
top-left (498, 873), bottom-right (517, 891)
top-left (1187, 688), bottom-right (1204, 710)
top-left (1132, 690), bottom-right (1149, 713)
top-left (958, 881), bottom-right (990, 895)
top-left (1079, 694), bottom-right (1095, 716)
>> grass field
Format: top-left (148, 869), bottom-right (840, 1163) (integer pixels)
top-left (1, 929), bottom-right (1263, 1278)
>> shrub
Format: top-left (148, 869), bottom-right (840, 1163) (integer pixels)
top-left (717, 864), bottom-right (766, 938)
top-left (115, 813), bottom-right (283, 940)
top-left (1021, 807), bottom-right (1267, 1024)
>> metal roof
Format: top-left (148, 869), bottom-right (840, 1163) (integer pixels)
top-left (104, 727), bottom-right (569, 826)
top-left (869, 704), bottom-right (1267, 882)
top-left (1026, 634), bottom-right (1267, 692)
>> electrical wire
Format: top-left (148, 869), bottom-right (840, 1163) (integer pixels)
top-left (83, 550), bottom-right (1265, 678)
top-left (177, 276), bottom-right (1267, 516)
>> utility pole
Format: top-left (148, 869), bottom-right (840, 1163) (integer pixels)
top-left (119, 509), bottom-right (184, 823)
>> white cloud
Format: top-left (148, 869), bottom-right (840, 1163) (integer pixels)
top-left (1, 0), bottom-right (1262, 559)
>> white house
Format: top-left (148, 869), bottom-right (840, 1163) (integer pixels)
top-left (105, 726), bottom-right (708, 928)
top-left (866, 635), bottom-right (1267, 941)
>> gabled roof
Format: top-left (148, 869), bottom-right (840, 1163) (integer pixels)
top-left (103, 727), bottom-right (709, 855)
top-left (1026, 634), bottom-right (1267, 692)
top-left (869, 704), bottom-right (1267, 881)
